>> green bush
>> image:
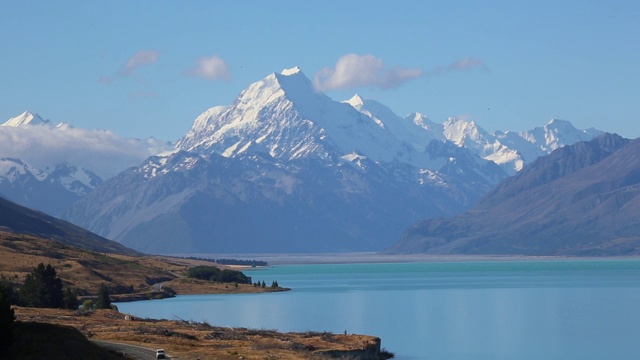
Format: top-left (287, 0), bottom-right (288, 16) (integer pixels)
top-left (82, 299), bottom-right (94, 310)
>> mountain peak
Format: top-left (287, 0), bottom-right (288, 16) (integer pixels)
top-left (271, 66), bottom-right (316, 96)
top-left (2, 111), bottom-right (49, 127)
top-left (546, 118), bottom-right (574, 128)
top-left (345, 94), bottom-right (365, 108)
top-left (407, 112), bottom-right (429, 123)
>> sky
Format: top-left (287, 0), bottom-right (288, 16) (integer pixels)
top-left (1, 1), bottom-right (639, 142)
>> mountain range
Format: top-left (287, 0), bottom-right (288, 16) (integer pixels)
top-left (55, 67), bottom-right (603, 254)
top-left (0, 111), bottom-right (173, 216)
top-left (388, 133), bottom-right (640, 256)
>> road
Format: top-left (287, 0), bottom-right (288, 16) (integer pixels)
top-left (93, 340), bottom-right (169, 359)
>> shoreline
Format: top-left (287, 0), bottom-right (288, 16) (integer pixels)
top-left (169, 252), bottom-right (640, 266)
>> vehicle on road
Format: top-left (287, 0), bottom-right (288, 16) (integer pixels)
top-left (155, 349), bottom-right (166, 359)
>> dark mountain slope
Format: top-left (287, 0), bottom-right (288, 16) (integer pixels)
top-left (388, 134), bottom-right (640, 255)
top-left (0, 196), bottom-right (139, 255)
top-left (65, 151), bottom-right (473, 254)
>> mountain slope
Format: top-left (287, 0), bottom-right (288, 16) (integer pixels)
top-left (388, 133), bottom-right (640, 255)
top-left (0, 195), bottom-right (138, 255)
top-left (65, 150), bottom-right (488, 253)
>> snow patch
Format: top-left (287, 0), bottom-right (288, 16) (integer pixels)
top-left (341, 152), bottom-right (366, 162)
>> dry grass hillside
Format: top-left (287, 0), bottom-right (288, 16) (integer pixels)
top-left (14, 307), bottom-right (389, 360)
top-left (0, 231), bottom-right (280, 297)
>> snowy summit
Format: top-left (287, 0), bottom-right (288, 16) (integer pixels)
top-left (2, 111), bottom-right (50, 127)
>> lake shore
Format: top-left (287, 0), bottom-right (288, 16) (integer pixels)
top-left (171, 252), bottom-right (640, 265)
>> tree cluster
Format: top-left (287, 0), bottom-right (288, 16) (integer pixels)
top-left (1, 263), bottom-right (78, 310)
top-left (183, 257), bottom-right (268, 267)
top-left (253, 280), bottom-right (280, 288)
top-left (187, 266), bottom-right (251, 284)
top-left (19, 263), bottom-right (64, 308)
top-left (215, 258), bottom-right (268, 267)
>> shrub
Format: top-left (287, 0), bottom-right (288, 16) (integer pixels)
top-left (82, 299), bottom-right (94, 310)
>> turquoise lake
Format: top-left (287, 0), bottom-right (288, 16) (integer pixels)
top-left (116, 259), bottom-right (640, 359)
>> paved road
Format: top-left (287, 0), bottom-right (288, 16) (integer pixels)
top-left (93, 340), bottom-right (169, 359)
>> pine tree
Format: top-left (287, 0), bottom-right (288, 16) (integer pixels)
top-left (19, 263), bottom-right (64, 308)
top-left (95, 283), bottom-right (111, 309)
top-left (0, 282), bottom-right (16, 354)
top-left (63, 288), bottom-right (78, 310)
top-left (42, 264), bottom-right (64, 308)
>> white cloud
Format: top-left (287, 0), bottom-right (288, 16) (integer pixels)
top-left (313, 54), bottom-right (423, 91)
top-left (121, 50), bottom-right (159, 76)
top-left (187, 55), bottom-right (231, 82)
top-left (0, 124), bottom-right (173, 179)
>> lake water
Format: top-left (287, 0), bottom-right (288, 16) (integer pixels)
top-left (116, 259), bottom-right (640, 360)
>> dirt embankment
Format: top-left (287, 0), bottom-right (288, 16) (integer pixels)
top-left (14, 307), bottom-right (392, 360)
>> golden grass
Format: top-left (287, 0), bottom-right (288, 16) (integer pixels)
top-left (14, 307), bottom-right (383, 359)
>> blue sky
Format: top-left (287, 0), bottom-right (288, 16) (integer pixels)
top-left (1, 1), bottom-right (639, 141)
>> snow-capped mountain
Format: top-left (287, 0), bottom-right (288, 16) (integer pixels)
top-left (347, 97), bottom-right (602, 175)
top-left (177, 68), bottom-right (504, 181)
top-left (493, 119), bottom-right (603, 168)
top-left (0, 111), bottom-right (174, 216)
top-left (176, 67), bottom-right (414, 166)
top-left (345, 95), bottom-right (445, 151)
top-left (62, 67), bottom-right (604, 254)
top-left (65, 68), bottom-right (507, 253)
top-left (439, 117), bottom-right (603, 174)
top-left (2, 111), bottom-right (51, 127)
top-left (0, 158), bottom-right (102, 216)
top-left (388, 133), bottom-right (640, 256)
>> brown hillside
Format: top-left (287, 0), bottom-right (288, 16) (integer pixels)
top-left (0, 231), bottom-right (279, 297)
